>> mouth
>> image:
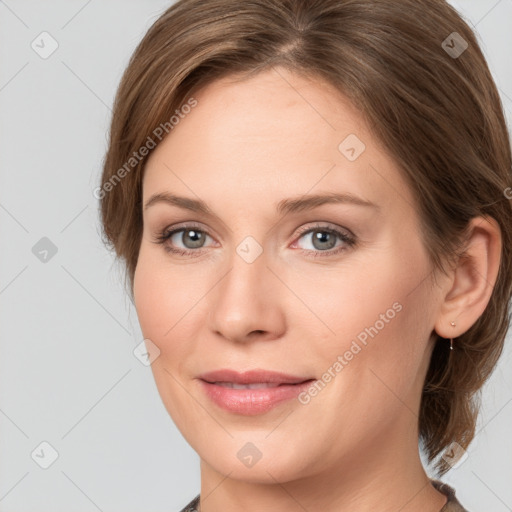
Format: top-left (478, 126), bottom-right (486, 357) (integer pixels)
top-left (198, 368), bottom-right (314, 386)
top-left (197, 369), bottom-right (316, 415)
top-left (208, 381), bottom-right (311, 389)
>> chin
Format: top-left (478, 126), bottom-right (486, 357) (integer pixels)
top-left (191, 432), bottom-right (315, 483)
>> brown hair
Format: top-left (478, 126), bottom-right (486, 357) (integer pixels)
top-left (99, 0), bottom-right (512, 475)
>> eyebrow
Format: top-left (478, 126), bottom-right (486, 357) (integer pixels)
top-left (143, 191), bottom-right (380, 215)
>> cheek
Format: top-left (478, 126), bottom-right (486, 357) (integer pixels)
top-left (298, 239), bottom-right (433, 390)
top-left (133, 248), bottom-right (197, 400)
top-left (288, 266), bottom-right (432, 466)
top-left (133, 256), bottom-right (171, 342)
top-left (134, 244), bottom-right (204, 341)
top-left (286, 253), bottom-right (414, 348)
top-left (133, 248), bottom-right (206, 430)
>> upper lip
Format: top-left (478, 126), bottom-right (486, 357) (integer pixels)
top-left (198, 369), bottom-right (314, 385)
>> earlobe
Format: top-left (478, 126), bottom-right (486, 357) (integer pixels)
top-left (434, 215), bottom-right (502, 342)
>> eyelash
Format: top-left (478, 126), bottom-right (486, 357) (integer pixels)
top-left (151, 222), bottom-right (357, 259)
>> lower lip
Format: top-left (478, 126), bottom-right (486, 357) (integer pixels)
top-left (199, 379), bottom-right (315, 415)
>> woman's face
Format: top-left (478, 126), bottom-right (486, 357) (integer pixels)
top-left (134, 67), bottom-right (444, 482)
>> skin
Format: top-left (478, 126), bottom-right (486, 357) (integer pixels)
top-left (133, 67), bottom-right (502, 512)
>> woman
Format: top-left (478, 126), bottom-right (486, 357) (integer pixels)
top-left (98, 0), bottom-right (512, 510)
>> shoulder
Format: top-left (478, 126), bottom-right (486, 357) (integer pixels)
top-left (431, 479), bottom-right (470, 512)
top-left (178, 494), bottom-right (200, 512)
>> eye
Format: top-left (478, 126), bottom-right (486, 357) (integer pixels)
top-left (152, 222), bottom-right (214, 256)
top-left (292, 223), bottom-right (356, 257)
top-left (152, 222), bottom-right (356, 258)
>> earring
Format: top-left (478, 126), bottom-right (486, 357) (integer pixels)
top-left (449, 321), bottom-right (456, 350)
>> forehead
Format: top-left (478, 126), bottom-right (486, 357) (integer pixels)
top-left (142, 67), bottom-right (415, 217)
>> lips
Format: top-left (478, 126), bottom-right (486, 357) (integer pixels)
top-left (197, 369), bottom-right (316, 415)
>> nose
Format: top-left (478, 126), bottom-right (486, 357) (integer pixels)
top-left (207, 244), bottom-right (286, 344)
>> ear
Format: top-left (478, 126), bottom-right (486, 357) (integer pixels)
top-left (434, 215), bottom-right (502, 340)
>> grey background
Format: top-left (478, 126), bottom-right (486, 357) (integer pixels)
top-left (0, 1), bottom-right (511, 511)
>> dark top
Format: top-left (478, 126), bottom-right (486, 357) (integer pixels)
top-left (178, 479), bottom-right (468, 511)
